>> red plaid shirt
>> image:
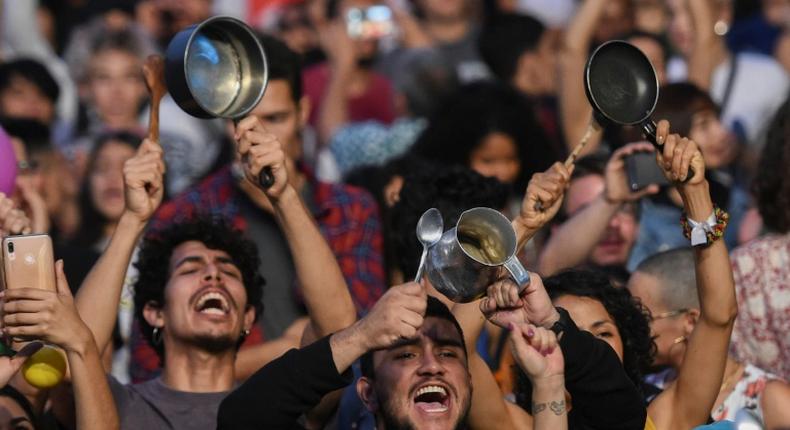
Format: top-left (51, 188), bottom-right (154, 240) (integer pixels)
top-left (130, 166), bottom-right (386, 382)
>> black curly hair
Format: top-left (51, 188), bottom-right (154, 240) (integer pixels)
top-left (754, 96), bottom-right (790, 233)
top-left (133, 217), bottom-right (265, 358)
top-left (409, 81), bottom-right (558, 192)
top-left (514, 269), bottom-right (655, 410)
top-left (389, 164), bottom-right (510, 279)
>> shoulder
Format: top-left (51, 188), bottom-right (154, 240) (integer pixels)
top-left (730, 234), bottom-right (790, 267)
top-left (315, 181), bottom-right (378, 211)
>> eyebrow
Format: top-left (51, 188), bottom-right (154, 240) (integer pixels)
top-left (173, 255), bottom-right (236, 270)
top-left (590, 320), bottom-right (615, 330)
top-left (389, 336), bottom-right (465, 350)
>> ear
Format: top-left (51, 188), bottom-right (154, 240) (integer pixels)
top-left (243, 305), bottom-right (256, 333)
top-left (356, 376), bottom-right (379, 413)
top-left (298, 96), bottom-right (311, 127)
top-left (143, 301), bottom-right (165, 329)
top-left (683, 308), bottom-right (700, 335)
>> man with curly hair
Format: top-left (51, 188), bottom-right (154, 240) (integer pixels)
top-left (72, 110), bottom-right (357, 427)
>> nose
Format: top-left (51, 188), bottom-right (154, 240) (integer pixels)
top-left (202, 261), bottom-right (221, 281)
top-left (416, 350), bottom-right (444, 377)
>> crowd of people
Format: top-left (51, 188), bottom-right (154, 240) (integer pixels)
top-left (0, 0), bottom-right (789, 429)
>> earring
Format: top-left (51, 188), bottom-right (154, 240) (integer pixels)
top-left (152, 327), bottom-right (163, 345)
top-left (672, 335), bottom-right (687, 345)
top-left (240, 328), bottom-right (250, 340)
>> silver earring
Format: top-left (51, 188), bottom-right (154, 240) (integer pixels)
top-left (241, 329), bottom-right (251, 339)
top-left (152, 327), bottom-right (163, 345)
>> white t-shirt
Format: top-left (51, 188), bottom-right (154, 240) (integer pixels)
top-left (667, 52), bottom-right (789, 146)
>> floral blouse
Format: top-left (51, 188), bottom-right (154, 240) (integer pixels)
top-left (711, 364), bottom-right (783, 423)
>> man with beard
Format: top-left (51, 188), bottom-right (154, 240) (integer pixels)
top-left (218, 290), bottom-right (473, 430)
top-left (70, 109), bottom-right (358, 427)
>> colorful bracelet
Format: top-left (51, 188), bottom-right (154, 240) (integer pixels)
top-left (680, 205), bottom-right (729, 246)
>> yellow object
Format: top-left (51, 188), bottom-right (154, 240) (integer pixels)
top-left (644, 416), bottom-right (656, 430)
top-left (22, 346), bottom-right (66, 388)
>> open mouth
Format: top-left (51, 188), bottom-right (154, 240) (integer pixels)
top-left (413, 385), bottom-right (450, 413)
top-left (194, 291), bottom-right (230, 316)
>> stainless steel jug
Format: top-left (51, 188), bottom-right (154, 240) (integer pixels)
top-left (425, 207), bottom-right (530, 303)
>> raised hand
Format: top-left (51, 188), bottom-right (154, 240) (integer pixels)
top-left (509, 322), bottom-right (564, 382)
top-left (480, 273), bottom-right (559, 330)
top-left (0, 193), bottom-right (31, 237)
top-left (516, 162), bottom-right (573, 232)
top-left (355, 282), bottom-right (427, 350)
top-left (655, 119), bottom-right (706, 185)
top-left (1, 260), bottom-right (94, 354)
top-left (234, 116), bottom-right (290, 200)
top-left (122, 138), bottom-right (165, 224)
top-left (604, 142), bottom-right (661, 203)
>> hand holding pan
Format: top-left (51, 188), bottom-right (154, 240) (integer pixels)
top-left (164, 16), bottom-right (275, 188)
top-left (571, 40), bottom-right (694, 180)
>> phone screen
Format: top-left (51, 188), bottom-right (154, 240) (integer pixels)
top-left (346, 5), bottom-right (394, 39)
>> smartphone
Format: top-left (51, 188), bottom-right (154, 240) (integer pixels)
top-left (1, 234), bottom-right (56, 292)
top-left (625, 151), bottom-right (669, 191)
top-left (346, 5), bottom-right (395, 40)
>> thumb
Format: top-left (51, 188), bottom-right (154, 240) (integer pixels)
top-left (54, 260), bottom-right (72, 297)
top-left (10, 341), bottom-right (44, 368)
top-left (633, 184), bottom-right (660, 199)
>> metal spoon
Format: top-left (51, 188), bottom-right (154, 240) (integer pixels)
top-left (414, 208), bottom-right (443, 283)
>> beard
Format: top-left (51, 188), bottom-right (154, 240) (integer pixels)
top-left (375, 384), bottom-right (471, 430)
top-left (192, 332), bottom-right (239, 353)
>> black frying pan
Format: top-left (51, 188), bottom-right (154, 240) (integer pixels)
top-left (579, 39), bottom-right (693, 180)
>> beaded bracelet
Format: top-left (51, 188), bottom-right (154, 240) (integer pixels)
top-left (680, 206), bottom-right (729, 247)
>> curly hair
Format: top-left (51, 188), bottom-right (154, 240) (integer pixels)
top-left (133, 217), bottom-right (265, 358)
top-left (754, 97), bottom-right (790, 233)
top-left (389, 164), bottom-right (510, 279)
top-left (409, 81), bottom-right (558, 191)
top-left (514, 269), bottom-right (655, 410)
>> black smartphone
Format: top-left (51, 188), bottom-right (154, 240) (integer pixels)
top-left (625, 151), bottom-right (669, 191)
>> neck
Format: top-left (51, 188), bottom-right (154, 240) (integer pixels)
top-left (101, 114), bottom-right (139, 130)
top-left (425, 18), bottom-right (469, 44)
top-left (710, 38), bottom-right (729, 69)
top-left (161, 342), bottom-right (236, 392)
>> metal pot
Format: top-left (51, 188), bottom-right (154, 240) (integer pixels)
top-left (164, 15), bottom-right (274, 187)
top-left (425, 207), bottom-right (531, 303)
top-left (165, 16), bottom-right (268, 119)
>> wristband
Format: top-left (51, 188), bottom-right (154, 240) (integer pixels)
top-left (680, 205), bottom-right (729, 247)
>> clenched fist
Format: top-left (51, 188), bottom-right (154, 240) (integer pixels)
top-left (234, 116), bottom-right (289, 200)
top-left (356, 282), bottom-right (428, 350)
top-left (122, 139), bottom-right (165, 223)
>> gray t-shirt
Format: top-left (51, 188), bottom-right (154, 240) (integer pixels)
top-left (109, 376), bottom-right (228, 429)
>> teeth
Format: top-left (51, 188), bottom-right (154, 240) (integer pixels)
top-left (200, 308), bottom-right (225, 315)
top-left (416, 385), bottom-right (447, 397)
top-left (196, 292), bottom-right (229, 312)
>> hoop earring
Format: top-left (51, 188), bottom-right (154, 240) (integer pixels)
top-left (152, 327), bottom-right (163, 345)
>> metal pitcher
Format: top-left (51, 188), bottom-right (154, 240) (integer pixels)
top-left (425, 207), bottom-right (531, 303)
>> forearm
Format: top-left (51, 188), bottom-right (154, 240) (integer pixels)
top-left (538, 196), bottom-right (619, 275)
top-left (234, 336), bottom-right (301, 381)
top-left (687, 0), bottom-right (717, 90)
top-left (680, 182), bottom-right (737, 326)
top-left (467, 352), bottom-right (520, 430)
top-left (559, 0), bottom-right (607, 153)
top-left (318, 65), bottom-right (353, 144)
top-left (66, 336), bottom-right (120, 430)
top-left (328, 323), bottom-right (370, 373)
top-left (273, 186), bottom-right (356, 336)
top-left (76, 213), bottom-right (145, 353)
top-left (531, 377), bottom-right (567, 430)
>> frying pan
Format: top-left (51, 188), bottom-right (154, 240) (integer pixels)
top-left (568, 39), bottom-right (693, 179)
top-left (165, 16), bottom-right (274, 188)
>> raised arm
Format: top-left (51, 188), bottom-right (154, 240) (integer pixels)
top-left (75, 139), bottom-right (165, 355)
top-left (235, 116), bottom-right (356, 339)
top-left (513, 162), bottom-right (572, 252)
top-left (317, 22), bottom-right (356, 145)
top-left (219, 282), bottom-right (426, 429)
top-left (558, 0), bottom-right (607, 156)
top-left (538, 143), bottom-right (659, 275)
top-left (3, 260), bottom-right (119, 430)
top-left (686, 0), bottom-right (718, 90)
top-left (649, 120), bottom-right (737, 429)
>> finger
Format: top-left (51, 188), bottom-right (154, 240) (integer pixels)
top-left (398, 282), bottom-right (424, 296)
top-left (480, 296), bottom-right (495, 315)
top-left (3, 312), bottom-right (46, 326)
top-left (1, 288), bottom-right (53, 301)
top-left (632, 184), bottom-right (660, 199)
top-left (9, 341), bottom-right (43, 369)
top-left (3, 325), bottom-right (45, 338)
top-left (54, 260), bottom-right (72, 297)
top-left (247, 151), bottom-right (285, 175)
top-left (138, 139), bottom-right (163, 156)
top-left (679, 140), bottom-right (697, 181)
top-left (506, 281), bottom-right (521, 307)
top-left (551, 162), bottom-right (571, 184)
top-left (671, 138), bottom-right (687, 180)
top-left (3, 299), bottom-right (48, 314)
top-left (400, 310), bottom-right (424, 329)
top-left (656, 119), bottom-right (670, 145)
top-left (662, 134), bottom-right (678, 171)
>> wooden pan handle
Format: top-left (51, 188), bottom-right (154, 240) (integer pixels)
top-left (142, 55), bottom-right (166, 143)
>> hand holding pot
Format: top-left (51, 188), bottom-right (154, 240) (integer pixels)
top-left (235, 116), bottom-right (289, 200)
